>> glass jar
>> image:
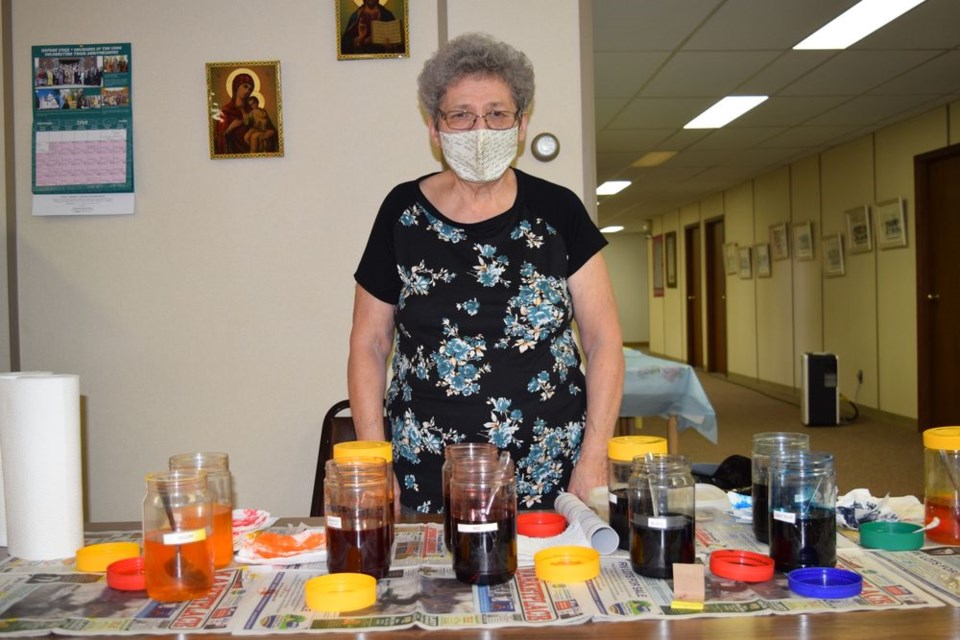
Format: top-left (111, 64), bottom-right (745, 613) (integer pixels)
top-left (334, 441), bottom-right (396, 546)
top-left (923, 426), bottom-right (960, 545)
top-left (169, 452), bottom-right (233, 569)
top-left (751, 432), bottom-right (810, 543)
top-left (608, 436), bottom-right (668, 550)
top-left (627, 453), bottom-right (695, 579)
top-left (449, 454), bottom-right (517, 585)
top-left (142, 470), bottom-right (214, 602)
top-left (768, 451), bottom-right (836, 572)
top-left (324, 457), bottom-right (392, 579)
top-left (442, 442), bottom-right (498, 551)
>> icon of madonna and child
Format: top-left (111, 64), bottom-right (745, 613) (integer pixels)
top-left (208, 62), bottom-right (283, 158)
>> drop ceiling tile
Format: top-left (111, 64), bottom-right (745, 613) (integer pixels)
top-left (780, 50), bottom-right (943, 96)
top-left (735, 50), bottom-right (836, 94)
top-left (808, 95), bottom-right (946, 126)
top-left (640, 51), bottom-right (780, 97)
top-left (596, 128), bottom-right (675, 152)
top-left (854, 0), bottom-right (960, 49)
top-left (594, 51), bottom-right (672, 99)
top-left (606, 97), bottom-right (717, 129)
top-left (868, 51), bottom-right (960, 96)
top-left (734, 96), bottom-right (852, 127)
top-left (592, 0), bottom-right (721, 51)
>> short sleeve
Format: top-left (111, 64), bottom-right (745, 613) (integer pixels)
top-left (353, 184), bottom-right (409, 304)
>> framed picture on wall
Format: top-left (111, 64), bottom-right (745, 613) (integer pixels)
top-left (755, 243), bottom-right (772, 277)
top-left (738, 246), bottom-right (753, 279)
top-left (336, 0), bottom-right (409, 60)
top-left (822, 233), bottom-right (845, 277)
top-left (845, 205), bottom-right (873, 253)
top-left (794, 221), bottom-right (814, 261)
top-left (665, 231), bottom-right (677, 288)
top-left (206, 60), bottom-right (284, 159)
top-left (652, 235), bottom-right (664, 297)
top-left (770, 222), bottom-right (790, 260)
top-left (876, 197), bottom-right (908, 249)
top-left (723, 243), bottom-right (738, 275)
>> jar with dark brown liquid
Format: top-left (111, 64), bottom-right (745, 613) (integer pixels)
top-left (442, 442), bottom-right (498, 551)
top-left (449, 454), bottom-right (517, 586)
top-left (628, 453), bottom-right (695, 579)
top-left (324, 457), bottom-right (392, 579)
top-left (607, 436), bottom-right (668, 550)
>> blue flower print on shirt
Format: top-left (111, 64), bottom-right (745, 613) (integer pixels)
top-left (457, 298), bottom-right (480, 316)
top-left (502, 263), bottom-right (569, 352)
top-left (399, 206), bottom-right (421, 227)
top-left (527, 370), bottom-right (555, 401)
top-left (391, 408), bottom-right (465, 465)
top-left (549, 329), bottom-right (580, 383)
top-left (416, 501), bottom-right (433, 514)
top-left (515, 417), bottom-right (584, 507)
top-left (472, 243), bottom-right (511, 288)
top-left (431, 319), bottom-right (490, 396)
top-left (424, 210), bottom-right (468, 243)
top-left (483, 397), bottom-right (525, 449)
top-left (510, 219), bottom-right (544, 248)
top-left (398, 261), bottom-right (455, 309)
top-left (404, 475), bottom-right (419, 491)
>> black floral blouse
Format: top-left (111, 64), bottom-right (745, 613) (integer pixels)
top-left (355, 169), bottom-right (607, 512)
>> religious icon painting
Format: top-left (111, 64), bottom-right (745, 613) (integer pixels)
top-left (206, 60), bottom-right (284, 159)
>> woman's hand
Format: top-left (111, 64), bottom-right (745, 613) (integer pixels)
top-left (567, 448), bottom-right (607, 504)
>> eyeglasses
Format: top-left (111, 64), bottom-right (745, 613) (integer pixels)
top-left (437, 109), bottom-right (520, 131)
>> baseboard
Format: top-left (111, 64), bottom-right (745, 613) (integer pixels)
top-left (709, 371), bottom-right (918, 431)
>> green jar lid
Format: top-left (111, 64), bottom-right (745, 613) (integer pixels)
top-left (859, 521), bottom-right (924, 551)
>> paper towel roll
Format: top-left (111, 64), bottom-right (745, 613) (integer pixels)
top-left (555, 492), bottom-right (619, 555)
top-left (0, 373), bottom-right (84, 559)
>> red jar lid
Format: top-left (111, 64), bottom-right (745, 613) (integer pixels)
top-left (517, 512), bottom-right (567, 537)
top-left (106, 556), bottom-right (146, 591)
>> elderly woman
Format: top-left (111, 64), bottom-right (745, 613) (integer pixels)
top-left (348, 33), bottom-right (624, 513)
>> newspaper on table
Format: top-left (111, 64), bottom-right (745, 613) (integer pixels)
top-left (0, 510), bottom-right (956, 636)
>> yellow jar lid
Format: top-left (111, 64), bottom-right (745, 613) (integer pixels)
top-left (924, 426), bottom-right (960, 450)
top-left (75, 542), bottom-right (141, 572)
top-left (534, 545), bottom-right (600, 583)
top-left (333, 440), bottom-right (393, 463)
top-left (608, 435), bottom-right (668, 461)
top-left (305, 573), bottom-right (377, 612)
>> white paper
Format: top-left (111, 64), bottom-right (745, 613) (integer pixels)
top-left (0, 373), bottom-right (84, 559)
top-left (555, 492), bottom-right (619, 555)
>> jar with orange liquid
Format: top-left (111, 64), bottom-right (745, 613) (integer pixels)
top-left (169, 452), bottom-right (234, 569)
top-left (142, 470), bottom-right (214, 602)
top-left (923, 427), bottom-right (960, 545)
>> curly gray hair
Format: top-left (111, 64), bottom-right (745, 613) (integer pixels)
top-left (417, 33), bottom-right (535, 119)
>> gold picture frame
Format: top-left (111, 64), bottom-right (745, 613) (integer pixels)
top-left (336, 0), bottom-right (409, 60)
top-left (207, 60), bottom-right (284, 159)
top-left (822, 234), bottom-right (845, 277)
top-left (876, 197), bottom-right (908, 249)
top-left (845, 205), bottom-right (872, 254)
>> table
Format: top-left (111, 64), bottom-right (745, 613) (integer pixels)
top-left (619, 348), bottom-right (718, 453)
top-left (5, 519), bottom-right (951, 639)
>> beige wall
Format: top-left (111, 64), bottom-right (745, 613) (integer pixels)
top-left (9, 0), bottom-right (591, 520)
top-left (605, 233), bottom-right (648, 344)
top-left (648, 102), bottom-right (958, 419)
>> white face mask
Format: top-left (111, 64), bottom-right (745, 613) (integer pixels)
top-left (439, 127), bottom-right (519, 183)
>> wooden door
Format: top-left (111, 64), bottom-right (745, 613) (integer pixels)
top-left (915, 143), bottom-right (960, 430)
top-left (705, 218), bottom-right (727, 374)
top-left (684, 224), bottom-right (703, 368)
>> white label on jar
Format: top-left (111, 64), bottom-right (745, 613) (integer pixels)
top-left (458, 522), bottom-right (498, 533)
top-left (773, 510), bottom-right (796, 524)
top-left (609, 492), bottom-right (618, 504)
top-left (647, 517), bottom-right (668, 530)
top-left (326, 515), bottom-right (343, 529)
top-left (163, 529), bottom-right (207, 545)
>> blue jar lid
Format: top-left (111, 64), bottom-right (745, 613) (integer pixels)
top-left (787, 567), bottom-right (862, 599)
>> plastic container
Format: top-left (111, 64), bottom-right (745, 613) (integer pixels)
top-left (607, 436), bottom-right (668, 550)
top-left (442, 442), bottom-right (498, 551)
top-left (751, 432), bottom-right (810, 543)
top-left (334, 440), bottom-right (395, 546)
top-left (324, 457), bottom-right (392, 579)
top-left (449, 454), bottom-right (517, 585)
top-left (304, 573), bottom-right (377, 612)
top-left (627, 453), bottom-right (695, 579)
top-left (142, 470), bottom-right (215, 602)
top-left (169, 452), bottom-right (233, 569)
top-left (859, 522), bottom-right (924, 551)
top-left (768, 451), bottom-right (836, 572)
top-left (923, 426), bottom-right (960, 545)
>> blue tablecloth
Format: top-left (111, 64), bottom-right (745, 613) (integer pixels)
top-left (620, 348), bottom-right (718, 443)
